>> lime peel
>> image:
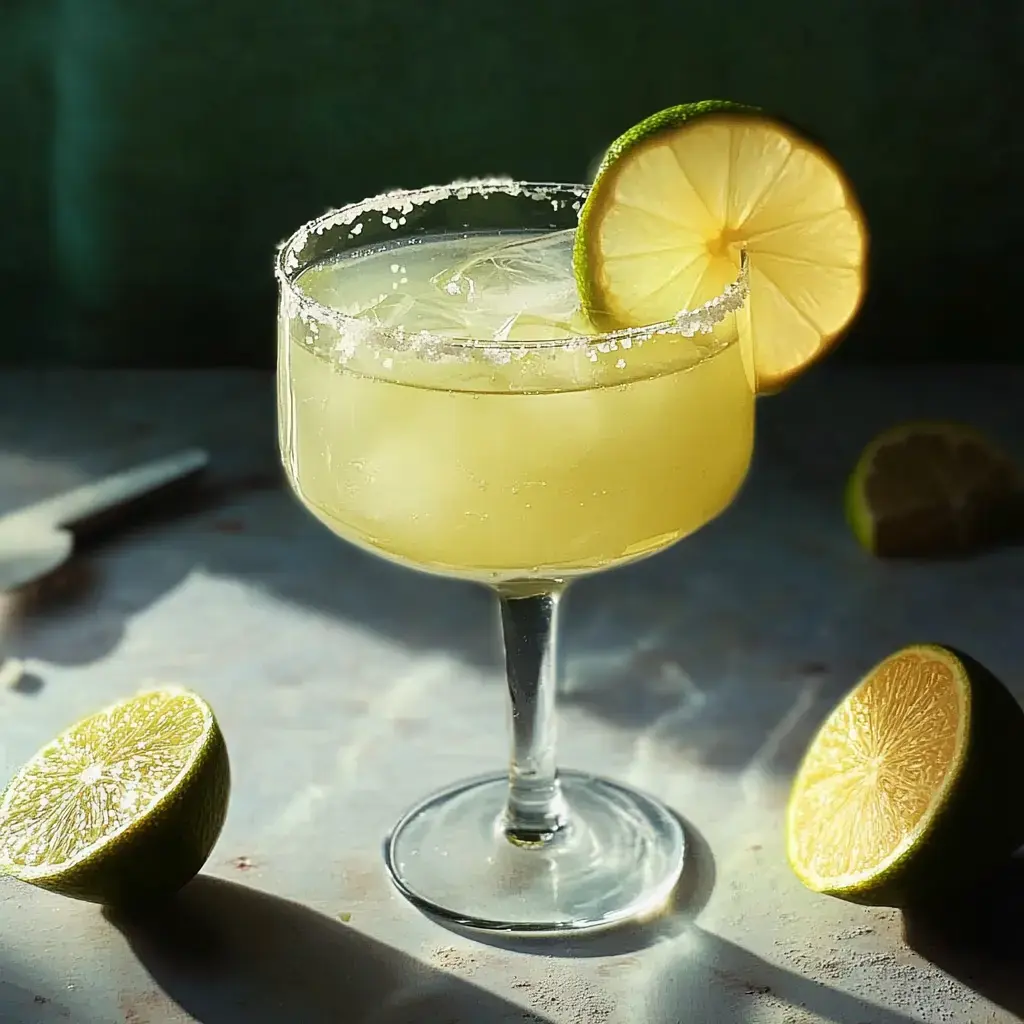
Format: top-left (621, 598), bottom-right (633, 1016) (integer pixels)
top-left (786, 644), bottom-right (1024, 908)
top-left (573, 99), bottom-right (868, 392)
top-left (846, 420), bottom-right (1024, 557)
top-left (0, 687), bottom-right (230, 907)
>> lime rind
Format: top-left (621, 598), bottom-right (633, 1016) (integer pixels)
top-left (573, 100), bottom-right (869, 391)
top-left (0, 688), bottom-right (229, 905)
top-left (585, 100), bottom-right (761, 188)
top-left (786, 643), bottom-right (1024, 907)
top-left (785, 644), bottom-right (969, 899)
top-left (574, 101), bottom-right (758, 330)
top-left (845, 420), bottom-right (1024, 556)
top-left (844, 453), bottom-right (875, 553)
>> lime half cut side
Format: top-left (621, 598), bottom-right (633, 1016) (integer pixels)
top-left (0, 687), bottom-right (230, 908)
top-left (846, 420), bottom-right (1024, 557)
top-left (574, 100), bottom-right (868, 391)
top-left (786, 644), bottom-right (1024, 907)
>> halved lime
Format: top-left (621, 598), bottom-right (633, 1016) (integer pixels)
top-left (846, 421), bottom-right (1024, 557)
top-left (573, 100), bottom-right (868, 391)
top-left (786, 644), bottom-right (1024, 907)
top-left (0, 687), bottom-right (229, 907)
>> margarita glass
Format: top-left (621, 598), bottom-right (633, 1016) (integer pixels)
top-left (276, 180), bottom-right (752, 934)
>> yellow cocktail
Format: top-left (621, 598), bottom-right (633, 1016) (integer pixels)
top-left (275, 93), bottom-right (868, 935)
top-left (280, 227), bottom-right (753, 582)
top-left (276, 180), bottom-right (750, 934)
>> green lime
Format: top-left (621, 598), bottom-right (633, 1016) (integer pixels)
top-left (573, 100), bottom-right (868, 392)
top-left (846, 421), bottom-right (1024, 557)
top-left (0, 687), bottom-right (229, 908)
top-left (786, 644), bottom-right (1024, 907)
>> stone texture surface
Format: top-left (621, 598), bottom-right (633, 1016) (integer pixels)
top-left (0, 367), bottom-right (1020, 1022)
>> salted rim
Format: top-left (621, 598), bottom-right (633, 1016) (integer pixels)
top-left (274, 178), bottom-right (749, 357)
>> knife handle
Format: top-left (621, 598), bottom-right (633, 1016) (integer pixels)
top-left (9, 449), bottom-right (209, 530)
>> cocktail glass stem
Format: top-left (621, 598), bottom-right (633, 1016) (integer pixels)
top-left (497, 582), bottom-right (568, 844)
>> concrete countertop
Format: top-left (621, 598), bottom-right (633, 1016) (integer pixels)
top-left (0, 367), bottom-right (1021, 1024)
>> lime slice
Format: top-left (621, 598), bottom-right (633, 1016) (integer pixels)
top-left (573, 100), bottom-right (868, 391)
top-left (786, 644), bottom-right (1024, 907)
top-left (846, 421), bottom-right (1024, 557)
top-left (0, 688), bottom-right (230, 907)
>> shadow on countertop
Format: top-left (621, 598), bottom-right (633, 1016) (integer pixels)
top-left (903, 855), bottom-right (1024, 1020)
top-left (651, 927), bottom-right (927, 1024)
top-left (106, 875), bottom-right (554, 1024)
top-left (2, 368), bottom-right (1024, 782)
top-left (0, 467), bottom-right (228, 670)
top-left (430, 812), bottom-right (717, 960)
top-left (106, 866), bottom-right (925, 1024)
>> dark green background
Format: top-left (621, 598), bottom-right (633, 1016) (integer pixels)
top-left (2, 1), bottom-right (1019, 367)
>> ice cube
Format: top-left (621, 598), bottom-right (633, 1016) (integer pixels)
top-left (431, 229), bottom-right (578, 321)
top-left (356, 291), bottom-right (471, 334)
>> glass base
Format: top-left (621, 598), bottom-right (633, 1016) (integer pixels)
top-left (384, 770), bottom-right (685, 935)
